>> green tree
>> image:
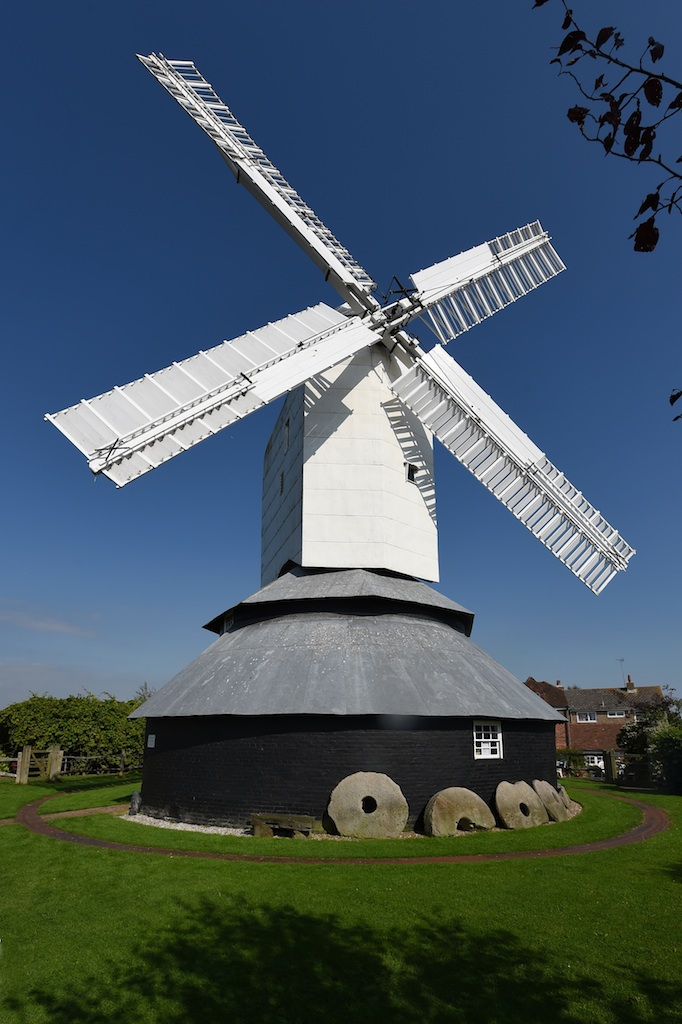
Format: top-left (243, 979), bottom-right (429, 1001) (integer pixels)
top-left (617, 692), bottom-right (682, 792)
top-left (556, 747), bottom-right (586, 775)
top-left (0, 692), bottom-right (146, 772)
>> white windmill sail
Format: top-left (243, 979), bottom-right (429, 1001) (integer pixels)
top-left (47, 304), bottom-right (381, 487)
top-left (46, 54), bottom-right (635, 594)
top-left (411, 222), bottom-right (565, 344)
top-left (137, 54), bottom-right (377, 315)
top-left (389, 343), bottom-right (635, 594)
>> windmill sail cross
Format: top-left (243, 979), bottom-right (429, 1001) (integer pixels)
top-left (45, 54), bottom-right (634, 593)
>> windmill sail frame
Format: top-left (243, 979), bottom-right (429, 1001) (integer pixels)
top-left (45, 53), bottom-right (635, 594)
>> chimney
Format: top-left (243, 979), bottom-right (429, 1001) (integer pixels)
top-left (555, 680), bottom-right (563, 688)
top-left (626, 674), bottom-right (636, 692)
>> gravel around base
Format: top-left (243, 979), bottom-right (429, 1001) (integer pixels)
top-left (121, 799), bottom-right (582, 840)
top-left (123, 814), bottom-right (250, 836)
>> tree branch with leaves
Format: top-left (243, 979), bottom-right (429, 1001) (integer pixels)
top-left (534, 0), bottom-right (682, 254)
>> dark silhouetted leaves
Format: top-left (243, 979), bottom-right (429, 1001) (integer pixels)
top-left (624, 130), bottom-right (641, 157)
top-left (558, 30), bottom-right (586, 56)
top-left (667, 389), bottom-right (679, 421)
top-left (639, 127), bottom-right (656, 161)
top-left (672, 387), bottom-right (682, 420)
top-left (624, 109), bottom-right (642, 134)
top-left (596, 27), bottom-right (615, 50)
top-left (599, 110), bottom-right (620, 131)
top-left (631, 216), bottom-right (659, 251)
top-left (636, 192), bottom-right (660, 217)
top-left (567, 105), bottom-right (589, 127)
top-left (644, 77), bottom-right (663, 107)
top-left (539, 4), bottom-right (682, 256)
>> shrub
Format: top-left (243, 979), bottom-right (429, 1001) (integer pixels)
top-left (0, 693), bottom-right (145, 768)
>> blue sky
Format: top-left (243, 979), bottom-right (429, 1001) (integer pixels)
top-left (2, 0), bottom-right (680, 708)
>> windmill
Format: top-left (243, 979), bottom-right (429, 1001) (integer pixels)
top-left (47, 54), bottom-right (635, 596)
top-left (46, 57), bottom-right (635, 829)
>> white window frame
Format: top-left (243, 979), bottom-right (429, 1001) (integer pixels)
top-left (576, 712), bottom-right (596, 723)
top-left (473, 720), bottom-right (503, 759)
top-left (607, 710), bottom-right (625, 718)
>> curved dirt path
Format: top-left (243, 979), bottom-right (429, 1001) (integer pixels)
top-left (12, 792), bottom-right (669, 865)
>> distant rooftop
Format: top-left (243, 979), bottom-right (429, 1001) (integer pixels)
top-left (525, 677), bottom-right (665, 712)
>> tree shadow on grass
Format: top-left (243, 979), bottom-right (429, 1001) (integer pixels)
top-left (6, 896), bottom-right (681, 1024)
top-left (663, 861), bottom-right (682, 883)
top-left (56, 772), bottom-right (142, 794)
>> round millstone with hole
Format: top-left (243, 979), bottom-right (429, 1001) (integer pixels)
top-left (495, 780), bottom-right (549, 829)
top-left (326, 771), bottom-right (409, 838)
top-left (533, 779), bottom-right (569, 822)
top-left (423, 787), bottom-right (496, 837)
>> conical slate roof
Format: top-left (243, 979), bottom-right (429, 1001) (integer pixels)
top-left (132, 568), bottom-right (563, 722)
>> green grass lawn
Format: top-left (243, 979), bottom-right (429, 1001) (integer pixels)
top-left (0, 773), bottom-right (142, 819)
top-left (1, 777), bottom-right (680, 1023)
top-left (49, 784), bottom-right (642, 858)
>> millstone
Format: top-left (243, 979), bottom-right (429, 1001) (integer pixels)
top-left (533, 779), bottom-right (569, 822)
top-left (326, 771), bottom-right (408, 838)
top-left (495, 780), bottom-right (549, 829)
top-left (424, 787), bottom-right (496, 836)
top-left (558, 784), bottom-right (571, 809)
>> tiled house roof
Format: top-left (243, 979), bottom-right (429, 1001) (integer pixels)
top-left (563, 686), bottom-right (664, 713)
top-left (524, 678), bottom-right (666, 753)
top-left (570, 722), bottom-right (629, 750)
top-left (524, 678), bottom-right (568, 709)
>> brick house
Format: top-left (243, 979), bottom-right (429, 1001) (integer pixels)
top-left (524, 676), bottom-right (665, 771)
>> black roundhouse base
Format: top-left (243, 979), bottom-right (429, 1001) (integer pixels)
top-left (140, 714), bottom-right (557, 829)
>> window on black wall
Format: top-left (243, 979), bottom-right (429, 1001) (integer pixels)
top-left (473, 720), bottom-right (503, 759)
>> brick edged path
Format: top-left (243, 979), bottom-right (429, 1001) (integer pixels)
top-left (10, 792), bottom-right (669, 865)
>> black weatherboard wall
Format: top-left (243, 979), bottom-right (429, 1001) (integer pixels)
top-left (140, 714), bottom-right (557, 828)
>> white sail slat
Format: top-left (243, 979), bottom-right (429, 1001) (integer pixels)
top-left (137, 54), bottom-right (377, 313)
top-left (47, 303), bottom-right (381, 488)
top-left (390, 344), bottom-right (635, 594)
top-left (411, 221), bottom-right (565, 344)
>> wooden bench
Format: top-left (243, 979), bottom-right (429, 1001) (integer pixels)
top-left (250, 813), bottom-right (315, 839)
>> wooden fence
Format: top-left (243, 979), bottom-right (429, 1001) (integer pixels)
top-left (15, 746), bottom-right (64, 784)
top-left (11, 747), bottom-right (141, 783)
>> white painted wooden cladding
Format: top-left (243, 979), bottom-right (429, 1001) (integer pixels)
top-left (261, 390), bottom-right (305, 585)
top-left (46, 304), bottom-right (382, 487)
top-left (411, 222), bottom-right (565, 344)
top-left (298, 349), bottom-right (439, 583)
top-left (137, 54), bottom-right (376, 311)
top-left (391, 345), bottom-right (635, 594)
